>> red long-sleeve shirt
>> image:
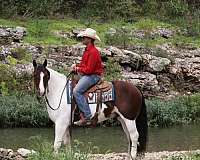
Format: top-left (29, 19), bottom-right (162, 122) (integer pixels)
top-left (76, 43), bottom-right (103, 75)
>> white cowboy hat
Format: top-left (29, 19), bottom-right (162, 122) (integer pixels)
top-left (77, 28), bottom-right (101, 41)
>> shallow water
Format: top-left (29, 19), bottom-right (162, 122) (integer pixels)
top-left (0, 125), bottom-right (200, 153)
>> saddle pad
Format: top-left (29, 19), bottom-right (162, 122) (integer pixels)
top-left (66, 80), bottom-right (115, 104)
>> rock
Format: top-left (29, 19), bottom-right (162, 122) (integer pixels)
top-left (71, 28), bottom-right (85, 37)
top-left (15, 26), bottom-right (26, 37)
top-left (13, 63), bottom-right (33, 76)
top-left (130, 27), bottom-right (176, 40)
top-left (0, 46), bottom-right (10, 60)
top-left (107, 46), bottom-right (124, 57)
top-left (152, 27), bottom-right (175, 38)
top-left (17, 148), bottom-right (35, 157)
top-left (100, 48), bottom-right (112, 56)
top-left (0, 148), bottom-right (8, 156)
top-left (142, 54), bottom-right (171, 72)
top-left (123, 50), bottom-right (142, 69)
top-left (106, 28), bottom-right (117, 36)
top-left (0, 148), bottom-right (26, 160)
top-left (131, 29), bottom-right (146, 39)
top-left (122, 71), bottom-right (160, 96)
top-left (54, 30), bottom-right (74, 39)
top-left (157, 74), bottom-right (171, 92)
top-left (0, 26), bottom-right (26, 44)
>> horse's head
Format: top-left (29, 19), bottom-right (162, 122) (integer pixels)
top-left (33, 59), bottom-right (50, 97)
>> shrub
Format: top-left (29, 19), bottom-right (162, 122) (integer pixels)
top-left (28, 20), bottom-right (50, 39)
top-left (104, 58), bottom-right (122, 81)
top-left (10, 47), bottom-right (32, 62)
top-left (147, 94), bottom-right (200, 127)
top-left (0, 92), bottom-right (51, 127)
top-left (105, 27), bottom-right (132, 49)
top-left (0, 64), bottom-right (17, 95)
top-left (0, 64), bottom-right (32, 95)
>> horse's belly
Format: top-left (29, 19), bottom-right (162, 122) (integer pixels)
top-left (89, 103), bottom-right (114, 123)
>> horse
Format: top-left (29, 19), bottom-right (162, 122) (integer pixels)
top-left (32, 59), bottom-right (148, 160)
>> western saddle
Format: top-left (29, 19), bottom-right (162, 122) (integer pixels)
top-left (71, 74), bottom-right (113, 126)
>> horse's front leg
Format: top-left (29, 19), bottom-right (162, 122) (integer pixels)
top-left (54, 120), bottom-right (70, 153)
top-left (63, 127), bottom-right (71, 150)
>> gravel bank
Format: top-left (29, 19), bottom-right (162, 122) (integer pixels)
top-left (91, 150), bottom-right (200, 160)
top-left (1, 148), bottom-right (199, 160)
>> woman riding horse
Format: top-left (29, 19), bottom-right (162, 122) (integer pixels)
top-left (71, 28), bottom-right (103, 126)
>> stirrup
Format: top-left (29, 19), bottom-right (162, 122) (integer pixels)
top-left (74, 119), bottom-right (92, 126)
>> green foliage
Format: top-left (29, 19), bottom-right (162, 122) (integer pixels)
top-left (6, 55), bottom-right (17, 65)
top-left (0, 64), bottom-right (32, 95)
top-left (147, 94), bottom-right (200, 127)
top-left (143, 0), bottom-right (189, 17)
top-left (105, 27), bottom-right (132, 49)
top-left (0, 82), bottom-right (9, 96)
top-left (10, 47), bottom-right (32, 62)
top-left (0, 91), bottom-right (200, 128)
top-left (79, 0), bottom-right (141, 24)
top-left (104, 58), bottom-right (122, 81)
top-left (0, 64), bottom-right (17, 95)
top-left (162, 0), bottom-right (189, 17)
top-left (28, 20), bottom-right (50, 39)
top-left (0, 92), bottom-right (51, 127)
top-left (27, 137), bottom-right (95, 160)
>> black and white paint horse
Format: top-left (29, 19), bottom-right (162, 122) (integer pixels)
top-left (33, 59), bottom-right (148, 160)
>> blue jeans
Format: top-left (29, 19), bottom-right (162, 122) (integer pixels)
top-left (73, 74), bottom-right (101, 119)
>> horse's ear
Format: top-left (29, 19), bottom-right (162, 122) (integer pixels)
top-left (33, 60), bottom-right (37, 68)
top-left (43, 59), bottom-right (47, 68)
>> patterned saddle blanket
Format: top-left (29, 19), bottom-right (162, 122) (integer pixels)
top-left (66, 80), bottom-right (115, 104)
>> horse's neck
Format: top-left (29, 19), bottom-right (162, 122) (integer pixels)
top-left (46, 68), bottom-right (66, 98)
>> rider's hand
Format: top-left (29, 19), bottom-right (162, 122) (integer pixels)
top-left (70, 64), bottom-right (76, 71)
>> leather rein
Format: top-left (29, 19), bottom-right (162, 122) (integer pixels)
top-left (44, 72), bottom-right (73, 111)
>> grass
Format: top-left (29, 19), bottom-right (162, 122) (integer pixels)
top-left (0, 16), bottom-right (200, 47)
top-left (27, 136), bottom-right (97, 160)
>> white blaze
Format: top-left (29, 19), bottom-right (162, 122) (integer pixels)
top-left (39, 72), bottom-right (45, 95)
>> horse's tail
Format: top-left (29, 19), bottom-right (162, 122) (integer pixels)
top-left (136, 92), bottom-right (148, 153)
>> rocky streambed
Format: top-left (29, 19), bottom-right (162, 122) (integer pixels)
top-left (1, 148), bottom-right (199, 160)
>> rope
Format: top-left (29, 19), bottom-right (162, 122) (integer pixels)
top-left (45, 72), bottom-right (73, 111)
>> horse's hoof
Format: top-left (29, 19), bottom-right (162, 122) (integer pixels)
top-left (130, 151), bottom-right (137, 160)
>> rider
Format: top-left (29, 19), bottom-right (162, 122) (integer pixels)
top-left (71, 28), bottom-right (103, 126)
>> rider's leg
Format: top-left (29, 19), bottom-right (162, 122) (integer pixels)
top-left (73, 74), bottom-right (100, 119)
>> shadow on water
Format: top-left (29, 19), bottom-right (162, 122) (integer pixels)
top-left (0, 125), bottom-right (200, 153)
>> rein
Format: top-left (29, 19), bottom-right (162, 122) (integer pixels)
top-left (45, 72), bottom-right (73, 111)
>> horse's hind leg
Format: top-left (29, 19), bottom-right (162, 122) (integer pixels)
top-left (117, 117), bottom-right (131, 155)
top-left (123, 118), bottom-right (139, 160)
top-left (54, 120), bottom-right (70, 153)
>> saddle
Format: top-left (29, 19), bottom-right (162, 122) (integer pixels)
top-left (71, 75), bottom-right (112, 95)
top-left (70, 74), bottom-right (114, 127)
top-left (85, 79), bottom-right (112, 94)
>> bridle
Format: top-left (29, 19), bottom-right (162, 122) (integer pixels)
top-left (44, 72), bottom-right (73, 111)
